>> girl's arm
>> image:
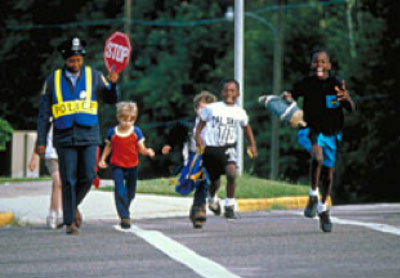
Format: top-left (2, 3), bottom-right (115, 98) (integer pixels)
top-left (195, 120), bottom-right (206, 151)
top-left (29, 152), bottom-right (40, 172)
top-left (98, 142), bottom-right (112, 168)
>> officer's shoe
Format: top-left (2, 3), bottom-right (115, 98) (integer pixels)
top-left (304, 196), bottom-right (318, 218)
top-left (318, 210), bottom-right (332, 233)
top-left (120, 218), bottom-right (131, 229)
top-left (224, 205), bottom-right (237, 220)
top-left (208, 200), bottom-right (221, 216)
top-left (66, 223), bottom-right (79, 235)
top-left (75, 208), bottom-right (82, 228)
top-left (190, 204), bottom-right (207, 229)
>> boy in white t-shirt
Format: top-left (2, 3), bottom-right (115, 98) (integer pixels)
top-left (195, 79), bottom-right (257, 219)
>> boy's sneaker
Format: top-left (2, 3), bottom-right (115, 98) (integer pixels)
top-left (208, 200), bottom-right (221, 216)
top-left (120, 218), bottom-right (131, 229)
top-left (224, 205), bottom-right (237, 220)
top-left (318, 210), bottom-right (332, 233)
top-left (304, 196), bottom-right (318, 218)
top-left (190, 204), bottom-right (207, 229)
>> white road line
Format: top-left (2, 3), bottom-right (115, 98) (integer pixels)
top-left (292, 211), bottom-right (400, 236)
top-left (330, 217), bottom-right (400, 236)
top-left (114, 225), bottom-right (243, 278)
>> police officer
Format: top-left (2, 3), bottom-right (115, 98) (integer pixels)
top-left (36, 37), bottom-right (119, 235)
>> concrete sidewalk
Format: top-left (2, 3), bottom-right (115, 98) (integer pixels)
top-left (0, 180), bottom-right (310, 227)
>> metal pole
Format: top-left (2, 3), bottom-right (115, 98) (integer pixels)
top-left (123, 0), bottom-right (132, 100)
top-left (270, 0), bottom-right (284, 180)
top-left (234, 0), bottom-right (244, 175)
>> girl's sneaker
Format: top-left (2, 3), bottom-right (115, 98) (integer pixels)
top-left (46, 215), bottom-right (57, 229)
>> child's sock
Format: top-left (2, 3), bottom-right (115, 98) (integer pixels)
top-left (224, 198), bottom-right (236, 207)
top-left (48, 210), bottom-right (56, 218)
top-left (208, 196), bottom-right (219, 204)
top-left (309, 188), bottom-right (319, 197)
top-left (317, 201), bottom-right (327, 213)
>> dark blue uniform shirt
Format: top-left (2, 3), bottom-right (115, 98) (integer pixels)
top-left (36, 66), bottom-right (119, 148)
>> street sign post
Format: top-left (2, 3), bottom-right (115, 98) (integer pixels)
top-left (104, 31), bottom-right (132, 73)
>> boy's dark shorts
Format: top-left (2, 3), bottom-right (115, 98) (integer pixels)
top-left (202, 145), bottom-right (236, 182)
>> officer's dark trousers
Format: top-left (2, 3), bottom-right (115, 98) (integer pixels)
top-left (57, 145), bottom-right (97, 225)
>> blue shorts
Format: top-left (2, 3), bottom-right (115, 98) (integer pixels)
top-left (297, 128), bottom-right (342, 168)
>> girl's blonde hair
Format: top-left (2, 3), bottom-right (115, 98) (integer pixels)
top-left (116, 101), bottom-right (138, 120)
top-left (193, 91), bottom-right (217, 109)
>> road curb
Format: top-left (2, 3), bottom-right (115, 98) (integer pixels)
top-left (237, 196), bottom-right (332, 212)
top-left (0, 212), bottom-right (14, 227)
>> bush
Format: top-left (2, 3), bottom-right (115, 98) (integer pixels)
top-left (0, 118), bottom-right (13, 151)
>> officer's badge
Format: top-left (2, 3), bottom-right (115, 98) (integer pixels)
top-left (79, 90), bottom-right (87, 99)
top-left (72, 38), bottom-right (80, 48)
top-left (41, 82), bottom-right (47, 95)
top-left (101, 74), bottom-right (110, 87)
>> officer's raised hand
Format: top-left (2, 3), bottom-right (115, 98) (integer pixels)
top-left (108, 66), bottom-right (119, 84)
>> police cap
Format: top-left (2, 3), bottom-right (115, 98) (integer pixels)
top-left (58, 37), bottom-right (86, 60)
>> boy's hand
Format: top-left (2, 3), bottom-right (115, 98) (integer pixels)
top-left (335, 80), bottom-right (350, 102)
top-left (282, 91), bottom-right (293, 101)
top-left (98, 160), bottom-right (108, 169)
top-left (161, 145), bottom-right (171, 155)
top-left (247, 145), bottom-right (258, 159)
top-left (146, 148), bottom-right (155, 158)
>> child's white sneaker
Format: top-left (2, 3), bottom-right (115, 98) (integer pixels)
top-left (46, 215), bottom-right (57, 229)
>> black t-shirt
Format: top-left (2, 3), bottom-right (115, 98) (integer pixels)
top-left (292, 76), bottom-right (352, 135)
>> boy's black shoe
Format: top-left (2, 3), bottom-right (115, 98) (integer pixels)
top-left (208, 200), bottom-right (221, 216)
top-left (318, 210), bottom-right (332, 233)
top-left (190, 204), bottom-right (207, 229)
top-left (304, 196), bottom-right (318, 218)
top-left (120, 218), bottom-right (131, 229)
top-left (224, 205), bottom-right (237, 220)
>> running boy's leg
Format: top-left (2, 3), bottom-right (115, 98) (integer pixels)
top-left (304, 143), bottom-right (323, 218)
top-left (224, 163), bottom-right (237, 219)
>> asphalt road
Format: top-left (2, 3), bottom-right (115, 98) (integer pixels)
top-left (1, 204), bottom-right (399, 278)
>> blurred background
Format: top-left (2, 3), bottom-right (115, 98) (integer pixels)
top-left (0, 0), bottom-right (398, 203)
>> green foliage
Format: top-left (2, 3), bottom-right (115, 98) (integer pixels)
top-left (1, 0), bottom-right (398, 202)
top-left (0, 118), bottom-right (14, 151)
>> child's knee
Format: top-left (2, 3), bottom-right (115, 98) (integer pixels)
top-left (311, 146), bottom-right (323, 165)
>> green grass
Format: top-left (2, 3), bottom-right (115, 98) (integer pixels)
top-left (0, 177), bottom-right (51, 183)
top-left (99, 174), bottom-right (309, 199)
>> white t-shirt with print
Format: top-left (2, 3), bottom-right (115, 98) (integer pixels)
top-left (199, 101), bottom-right (248, 147)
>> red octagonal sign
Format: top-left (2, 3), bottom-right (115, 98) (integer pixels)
top-left (104, 31), bottom-right (132, 73)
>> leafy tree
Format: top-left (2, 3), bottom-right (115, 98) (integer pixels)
top-left (0, 118), bottom-right (14, 151)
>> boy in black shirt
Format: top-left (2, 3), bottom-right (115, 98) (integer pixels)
top-left (284, 50), bottom-right (355, 232)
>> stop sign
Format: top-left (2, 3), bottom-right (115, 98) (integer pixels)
top-left (104, 31), bottom-right (132, 73)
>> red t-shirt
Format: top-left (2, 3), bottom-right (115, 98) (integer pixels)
top-left (106, 126), bottom-right (144, 168)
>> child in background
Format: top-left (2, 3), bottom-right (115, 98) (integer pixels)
top-left (196, 79), bottom-right (257, 220)
top-left (29, 126), bottom-right (62, 229)
top-left (162, 91), bottom-right (217, 228)
top-left (283, 50), bottom-right (356, 232)
top-left (99, 102), bottom-right (155, 229)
